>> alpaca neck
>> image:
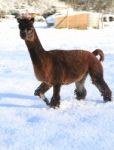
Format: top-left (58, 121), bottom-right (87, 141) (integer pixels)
top-left (25, 28), bottom-right (45, 64)
top-left (25, 28), bottom-right (44, 53)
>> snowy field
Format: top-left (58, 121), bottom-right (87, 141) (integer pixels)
top-left (0, 19), bottom-right (114, 150)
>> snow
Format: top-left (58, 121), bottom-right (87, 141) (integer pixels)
top-left (0, 19), bottom-right (114, 150)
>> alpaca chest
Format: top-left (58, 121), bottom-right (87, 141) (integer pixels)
top-left (33, 63), bottom-right (53, 83)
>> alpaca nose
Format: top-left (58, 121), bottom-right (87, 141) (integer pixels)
top-left (20, 30), bottom-right (26, 39)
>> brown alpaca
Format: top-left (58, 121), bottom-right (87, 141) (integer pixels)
top-left (17, 16), bottom-right (112, 108)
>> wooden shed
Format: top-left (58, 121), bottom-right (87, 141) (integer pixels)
top-left (55, 12), bottom-right (102, 29)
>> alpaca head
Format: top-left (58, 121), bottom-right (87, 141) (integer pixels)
top-left (17, 15), bottom-right (35, 42)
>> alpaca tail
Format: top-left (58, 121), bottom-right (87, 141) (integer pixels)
top-left (92, 49), bottom-right (104, 61)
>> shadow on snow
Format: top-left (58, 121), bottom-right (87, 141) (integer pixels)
top-left (0, 92), bottom-right (47, 109)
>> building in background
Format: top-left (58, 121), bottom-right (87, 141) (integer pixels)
top-left (55, 11), bottom-right (114, 29)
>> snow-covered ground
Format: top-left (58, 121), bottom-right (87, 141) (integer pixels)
top-left (0, 19), bottom-right (114, 150)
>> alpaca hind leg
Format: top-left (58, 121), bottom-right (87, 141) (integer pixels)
top-left (92, 77), bottom-right (112, 102)
top-left (89, 63), bottom-right (112, 102)
top-left (75, 76), bottom-right (87, 100)
top-left (34, 82), bottom-right (51, 105)
top-left (50, 84), bottom-right (61, 108)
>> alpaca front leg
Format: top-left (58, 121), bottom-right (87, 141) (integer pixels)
top-left (34, 82), bottom-right (51, 105)
top-left (34, 82), bottom-right (51, 96)
top-left (50, 85), bottom-right (61, 108)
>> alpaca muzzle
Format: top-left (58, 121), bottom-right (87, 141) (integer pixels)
top-left (20, 30), bottom-right (27, 39)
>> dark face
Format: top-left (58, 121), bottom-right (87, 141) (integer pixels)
top-left (17, 17), bottom-right (34, 41)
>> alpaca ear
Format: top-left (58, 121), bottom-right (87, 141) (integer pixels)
top-left (30, 17), bottom-right (34, 24)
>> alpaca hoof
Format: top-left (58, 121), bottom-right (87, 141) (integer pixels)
top-left (75, 89), bottom-right (87, 100)
top-left (104, 96), bottom-right (112, 102)
top-left (39, 93), bottom-right (50, 106)
top-left (35, 91), bottom-right (50, 106)
top-left (49, 101), bottom-right (60, 109)
top-left (49, 104), bottom-right (60, 109)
